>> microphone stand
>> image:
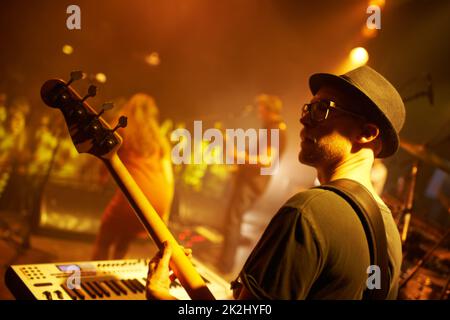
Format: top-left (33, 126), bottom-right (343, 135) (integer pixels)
top-left (401, 73), bottom-right (433, 105)
top-left (398, 161), bottom-right (419, 248)
top-left (402, 90), bottom-right (430, 103)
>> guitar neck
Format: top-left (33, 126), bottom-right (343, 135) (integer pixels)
top-left (103, 153), bottom-right (215, 300)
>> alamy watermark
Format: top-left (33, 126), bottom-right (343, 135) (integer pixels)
top-left (66, 5), bottom-right (381, 32)
top-left (366, 5), bottom-right (381, 30)
top-left (66, 5), bottom-right (81, 30)
top-left (66, 265), bottom-right (81, 289)
top-left (170, 121), bottom-right (280, 176)
top-left (366, 265), bottom-right (381, 290)
top-left (63, 263), bottom-right (382, 293)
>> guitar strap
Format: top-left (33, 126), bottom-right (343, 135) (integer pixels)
top-left (315, 179), bottom-right (390, 300)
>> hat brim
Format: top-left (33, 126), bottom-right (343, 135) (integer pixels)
top-left (309, 72), bottom-right (399, 158)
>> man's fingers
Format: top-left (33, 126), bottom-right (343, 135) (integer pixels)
top-left (159, 241), bottom-right (172, 270)
top-left (150, 243), bottom-right (191, 278)
top-left (169, 271), bottom-right (177, 282)
top-left (180, 246), bottom-right (193, 259)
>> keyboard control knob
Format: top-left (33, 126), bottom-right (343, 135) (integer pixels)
top-left (55, 290), bottom-right (64, 299)
top-left (43, 291), bottom-right (52, 300)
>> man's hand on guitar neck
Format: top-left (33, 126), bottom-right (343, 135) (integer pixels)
top-left (145, 241), bottom-right (192, 300)
top-left (146, 241), bottom-right (257, 300)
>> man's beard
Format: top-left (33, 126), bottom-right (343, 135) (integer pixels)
top-left (298, 138), bottom-right (318, 166)
top-left (298, 137), bottom-right (342, 168)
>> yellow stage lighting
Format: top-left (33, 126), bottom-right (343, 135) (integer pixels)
top-left (369, 0), bottom-right (385, 9)
top-left (145, 52), bottom-right (161, 66)
top-left (349, 47), bottom-right (369, 66)
top-left (95, 73), bottom-right (107, 83)
top-left (62, 44), bottom-right (73, 55)
top-left (361, 25), bottom-right (378, 39)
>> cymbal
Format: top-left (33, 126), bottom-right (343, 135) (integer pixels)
top-left (400, 139), bottom-right (450, 174)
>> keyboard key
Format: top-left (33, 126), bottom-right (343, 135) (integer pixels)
top-left (131, 279), bottom-right (145, 292)
top-left (86, 282), bottom-right (103, 298)
top-left (72, 288), bottom-right (86, 300)
top-left (110, 279), bottom-right (127, 295)
top-left (61, 284), bottom-right (78, 300)
top-left (81, 282), bottom-right (97, 299)
top-left (93, 281), bottom-right (111, 297)
top-left (104, 280), bottom-right (121, 296)
top-left (121, 279), bottom-right (137, 293)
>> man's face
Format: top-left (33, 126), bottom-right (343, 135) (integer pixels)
top-left (298, 85), bottom-right (364, 169)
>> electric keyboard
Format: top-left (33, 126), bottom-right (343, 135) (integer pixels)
top-left (5, 258), bottom-right (233, 300)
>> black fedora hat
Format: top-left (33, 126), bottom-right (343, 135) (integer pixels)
top-left (309, 65), bottom-right (405, 158)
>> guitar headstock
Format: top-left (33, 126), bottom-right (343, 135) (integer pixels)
top-left (40, 71), bottom-right (127, 160)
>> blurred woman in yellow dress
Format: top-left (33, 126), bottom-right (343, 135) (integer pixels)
top-left (92, 93), bottom-right (174, 259)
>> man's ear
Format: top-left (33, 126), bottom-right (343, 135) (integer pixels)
top-left (357, 123), bottom-right (380, 143)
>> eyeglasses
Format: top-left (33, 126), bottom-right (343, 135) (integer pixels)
top-left (301, 100), bottom-right (365, 123)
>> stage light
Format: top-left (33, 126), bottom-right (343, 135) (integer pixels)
top-left (361, 25), bottom-right (378, 39)
top-left (95, 72), bottom-right (107, 83)
top-left (369, 0), bottom-right (385, 9)
top-left (349, 47), bottom-right (369, 66)
top-left (62, 44), bottom-right (74, 55)
top-left (145, 52), bottom-right (160, 66)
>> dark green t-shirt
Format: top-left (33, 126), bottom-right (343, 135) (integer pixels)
top-left (239, 188), bottom-right (402, 299)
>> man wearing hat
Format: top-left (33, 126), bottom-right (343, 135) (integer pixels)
top-left (146, 65), bottom-right (405, 300)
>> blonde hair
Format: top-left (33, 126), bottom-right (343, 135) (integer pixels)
top-left (118, 93), bottom-right (164, 158)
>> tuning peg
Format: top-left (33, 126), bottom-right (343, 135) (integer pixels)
top-left (96, 102), bottom-right (114, 118)
top-left (111, 116), bottom-right (128, 132)
top-left (66, 71), bottom-right (84, 86)
top-left (81, 85), bottom-right (97, 103)
top-left (98, 115), bottom-right (126, 149)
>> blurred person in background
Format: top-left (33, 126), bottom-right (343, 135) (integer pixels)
top-left (218, 94), bottom-right (287, 274)
top-left (0, 97), bottom-right (31, 216)
top-left (92, 93), bottom-right (174, 260)
top-left (371, 159), bottom-right (388, 196)
top-left (0, 93), bottom-right (9, 200)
